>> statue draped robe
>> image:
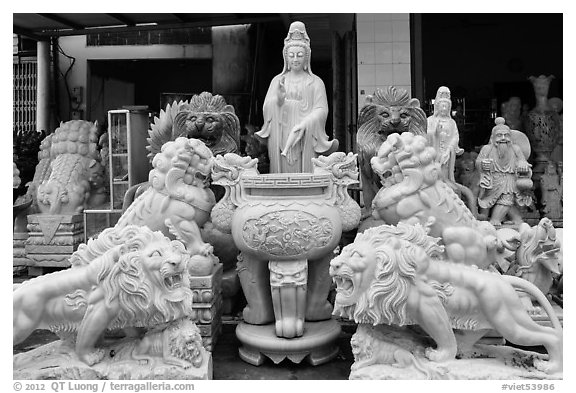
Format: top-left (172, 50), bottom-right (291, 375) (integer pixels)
top-left (257, 73), bottom-right (334, 173)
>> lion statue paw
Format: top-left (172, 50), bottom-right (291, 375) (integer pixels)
top-left (534, 358), bottom-right (561, 375)
top-left (80, 348), bottom-right (106, 366)
top-left (424, 347), bottom-right (454, 362)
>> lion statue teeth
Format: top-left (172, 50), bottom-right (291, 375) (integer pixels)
top-left (330, 223), bottom-right (563, 374)
top-left (13, 225), bottom-right (194, 366)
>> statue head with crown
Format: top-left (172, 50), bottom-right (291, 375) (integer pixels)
top-left (433, 86), bottom-right (452, 117)
top-left (281, 21), bottom-right (312, 75)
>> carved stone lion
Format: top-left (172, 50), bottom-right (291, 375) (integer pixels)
top-left (371, 132), bottom-right (508, 270)
top-left (116, 137), bottom-right (217, 260)
top-left (512, 217), bottom-right (562, 297)
top-left (13, 225), bottom-right (193, 366)
top-left (131, 317), bottom-right (205, 369)
top-left (350, 325), bottom-right (446, 379)
top-left (357, 86), bottom-right (427, 211)
top-left (36, 120), bottom-right (105, 215)
top-left (147, 92), bottom-right (240, 162)
top-left (330, 223), bottom-right (563, 374)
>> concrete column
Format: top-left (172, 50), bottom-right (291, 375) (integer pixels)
top-left (36, 40), bottom-right (50, 133)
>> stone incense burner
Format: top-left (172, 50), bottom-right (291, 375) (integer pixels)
top-left (210, 152), bottom-right (360, 365)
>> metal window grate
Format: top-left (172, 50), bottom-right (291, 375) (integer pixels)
top-left (13, 59), bottom-right (37, 134)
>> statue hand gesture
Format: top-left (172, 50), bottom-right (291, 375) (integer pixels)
top-left (277, 76), bottom-right (286, 104)
top-left (281, 123), bottom-right (306, 158)
top-left (516, 162), bottom-right (530, 174)
top-left (481, 159), bottom-right (492, 172)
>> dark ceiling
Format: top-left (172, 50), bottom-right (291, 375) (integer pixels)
top-left (13, 13), bottom-right (354, 40)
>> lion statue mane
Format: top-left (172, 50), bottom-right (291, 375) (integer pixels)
top-left (129, 317), bottom-right (205, 369)
top-left (147, 92), bottom-right (240, 162)
top-left (13, 224), bottom-right (193, 366)
top-left (330, 223), bottom-right (563, 374)
top-left (357, 86), bottom-right (427, 210)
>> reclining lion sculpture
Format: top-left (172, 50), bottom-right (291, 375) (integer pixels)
top-left (330, 223), bottom-right (563, 374)
top-left (13, 225), bottom-right (193, 366)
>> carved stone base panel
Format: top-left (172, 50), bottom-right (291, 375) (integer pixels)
top-left (235, 319), bottom-right (341, 366)
top-left (25, 214), bottom-right (84, 268)
top-left (349, 324), bottom-right (562, 380)
top-left (14, 339), bottom-right (213, 380)
top-left (13, 232), bottom-right (32, 267)
top-left (270, 260), bottom-right (307, 338)
top-left (13, 257), bottom-right (33, 267)
top-left (189, 263), bottom-right (223, 350)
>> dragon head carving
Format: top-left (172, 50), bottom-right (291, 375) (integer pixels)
top-left (211, 153), bottom-right (259, 185)
top-left (312, 152), bottom-right (359, 185)
top-left (514, 217), bottom-right (562, 294)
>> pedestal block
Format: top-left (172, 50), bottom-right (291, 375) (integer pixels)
top-left (189, 263), bottom-right (223, 351)
top-left (25, 214), bottom-right (84, 271)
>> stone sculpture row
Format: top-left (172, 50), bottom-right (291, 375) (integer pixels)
top-left (13, 20), bottom-right (562, 381)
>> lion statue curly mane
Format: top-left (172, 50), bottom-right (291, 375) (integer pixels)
top-left (147, 92), bottom-right (240, 161)
top-left (357, 87), bottom-right (427, 210)
top-left (330, 223), bottom-right (563, 374)
top-left (13, 225), bottom-right (193, 366)
top-left (128, 317), bottom-right (205, 369)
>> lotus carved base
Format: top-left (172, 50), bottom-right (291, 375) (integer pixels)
top-left (235, 320), bottom-right (341, 366)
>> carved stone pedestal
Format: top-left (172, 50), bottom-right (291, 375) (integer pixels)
top-left (189, 263), bottom-right (223, 351)
top-left (348, 324), bottom-right (562, 380)
top-left (25, 214), bottom-right (84, 272)
top-left (14, 336), bottom-right (212, 380)
top-left (236, 319), bottom-right (341, 366)
top-left (13, 199), bottom-right (33, 268)
top-left (13, 232), bottom-right (32, 268)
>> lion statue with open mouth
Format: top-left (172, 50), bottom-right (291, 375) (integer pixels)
top-left (13, 225), bottom-right (193, 366)
top-left (330, 223), bottom-right (563, 374)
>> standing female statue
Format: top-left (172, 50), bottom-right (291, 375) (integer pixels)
top-left (256, 21), bottom-right (338, 173)
top-left (427, 86), bottom-right (463, 184)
